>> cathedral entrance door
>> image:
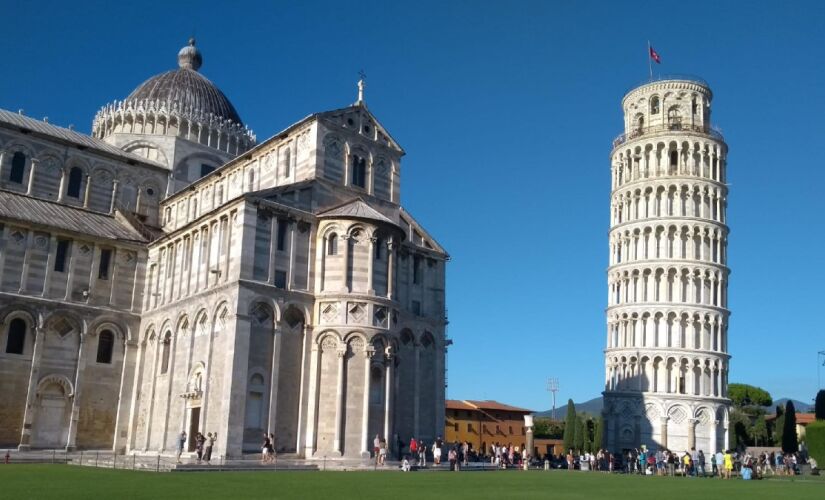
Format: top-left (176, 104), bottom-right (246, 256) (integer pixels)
top-left (187, 407), bottom-right (201, 452)
top-left (31, 382), bottom-right (70, 448)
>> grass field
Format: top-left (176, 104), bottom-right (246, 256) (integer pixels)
top-left (1, 465), bottom-right (823, 499)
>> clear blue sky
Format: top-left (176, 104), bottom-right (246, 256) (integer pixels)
top-left (2, 0), bottom-right (824, 410)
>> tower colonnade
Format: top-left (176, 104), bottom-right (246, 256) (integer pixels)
top-left (603, 77), bottom-right (731, 455)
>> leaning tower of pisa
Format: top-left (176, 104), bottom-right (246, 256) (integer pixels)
top-left (603, 77), bottom-right (731, 455)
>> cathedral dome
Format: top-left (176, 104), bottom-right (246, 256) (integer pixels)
top-left (125, 39), bottom-right (243, 125)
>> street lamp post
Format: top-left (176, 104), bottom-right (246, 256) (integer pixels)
top-left (547, 378), bottom-right (559, 421)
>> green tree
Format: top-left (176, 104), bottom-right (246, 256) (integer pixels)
top-left (574, 416), bottom-right (585, 453)
top-left (562, 399), bottom-right (576, 452)
top-left (782, 401), bottom-right (799, 453)
top-left (750, 416), bottom-right (768, 446)
top-left (593, 416), bottom-right (604, 450)
top-left (816, 390), bottom-right (825, 420)
top-left (728, 383), bottom-right (773, 408)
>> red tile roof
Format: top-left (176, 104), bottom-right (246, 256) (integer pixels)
top-left (764, 413), bottom-right (816, 425)
top-left (445, 399), bottom-right (533, 413)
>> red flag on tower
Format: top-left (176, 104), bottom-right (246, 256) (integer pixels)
top-left (649, 45), bottom-right (661, 64)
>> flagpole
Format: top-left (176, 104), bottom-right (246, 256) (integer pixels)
top-left (647, 40), bottom-right (653, 81)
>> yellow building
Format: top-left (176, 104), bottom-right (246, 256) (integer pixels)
top-left (444, 399), bottom-right (565, 458)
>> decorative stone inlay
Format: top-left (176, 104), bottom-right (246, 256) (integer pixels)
top-left (321, 302), bottom-right (338, 323)
top-left (34, 235), bottom-right (48, 249)
top-left (10, 230), bottom-right (25, 245)
top-left (79, 244), bottom-right (91, 255)
top-left (52, 318), bottom-right (74, 338)
top-left (669, 406), bottom-right (687, 424)
top-left (373, 307), bottom-right (388, 328)
top-left (347, 302), bottom-right (366, 323)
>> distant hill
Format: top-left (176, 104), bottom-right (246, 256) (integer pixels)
top-left (535, 397), bottom-right (603, 418)
top-left (766, 398), bottom-right (813, 413)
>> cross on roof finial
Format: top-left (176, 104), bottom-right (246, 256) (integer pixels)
top-left (357, 70), bottom-right (366, 105)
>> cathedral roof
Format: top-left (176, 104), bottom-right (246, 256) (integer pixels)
top-left (0, 108), bottom-right (164, 168)
top-left (0, 190), bottom-right (148, 242)
top-left (318, 198), bottom-right (396, 225)
top-left (124, 39), bottom-right (243, 125)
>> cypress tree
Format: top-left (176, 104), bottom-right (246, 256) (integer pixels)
top-left (574, 416), bottom-right (585, 453)
top-left (562, 399), bottom-right (576, 452)
top-left (816, 390), bottom-right (825, 420)
top-left (782, 401), bottom-right (798, 453)
top-left (593, 416), bottom-right (604, 450)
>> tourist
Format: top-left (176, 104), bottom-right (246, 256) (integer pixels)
top-left (418, 440), bottom-right (427, 467)
top-left (204, 432), bottom-right (215, 465)
top-left (195, 432), bottom-right (205, 464)
top-left (667, 450), bottom-right (676, 476)
top-left (448, 447), bottom-right (457, 471)
top-left (176, 430), bottom-right (187, 464)
top-left (682, 451), bottom-right (692, 477)
top-left (762, 451), bottom-right (773, 475)
top-left (261, 433), bottom-right (272, 464)
top-left (715, 450), bottom-right (724, 478)
top-left (433, 437), bottom-right (442, 465)
top-left (696, 450), bottom-right (705, 477)
top-left (410, 437), bottom-right (418, 461)
top-left (723, 449), bottom-right (733, 479)
top-left (462, 441), bottom-right (469, 467)
top-left (401, 456), bottom-right (411, 472)
top-left (566, 449), bottom-right (574, 471)
top-left (379, 439), bottom-right (387, 465)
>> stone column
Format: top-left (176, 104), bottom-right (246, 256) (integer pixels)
top-left (65, 330), bottom-right (88, 451)
top-left (83, 174), bottom-right (92, 208)
top-left (268, 215), bottom-right (278, 284)
top-left (18, 326), bottom-right (45, 450)
top-left (413, 344), bottom-right (421, 438)
top-left (367, 237), bottom-right (376, 294)
top-left (383, 351), bottom-right (394, 448)
top-left (57, 168), bottom-right (67, 202)
top-left (709, 420), bottom-right (718, 455)
top-left (386, 242), bottom-right (395, 299)
top-left (332, 346), bottom-right (346, 455)
top-left (26, 158), bottom-right (39, 195)
top-left (303, 342), bottom-right (321, 458)
top-left (267, 328), bottom-right (283, 437)
top-left (109, 180), bottom-right (119, 214)
top-left (360, 346), bottom-right (375, 457)
top-left (340, 235), bottom-right (350, 292)
top-left (687, 418), bottom-right (696, 451)
top-left (660, 417), bottom-right (669, 450)
top-left (287, 222), bottom-right (297, 289)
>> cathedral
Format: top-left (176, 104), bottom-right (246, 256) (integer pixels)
top-left (0, 40), bottom-right (448, 459)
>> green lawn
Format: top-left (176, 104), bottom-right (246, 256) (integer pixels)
top-left (1, 465), bottom-right (823, 499)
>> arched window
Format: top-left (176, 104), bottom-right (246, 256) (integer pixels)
top-left (650, 96), bottom-right (660, 114)
top-left (160, 332), bottom-right (172, 374)
top-left (96, 329), bottom-right (114, 364)
top-left (374, 237), bottom-right (382, 260)
top-left (9, 152), bottom-right (26, 184)
top-left (635, 114), bottom-right (644, 133)
top-left (327, 234), bottom-right (338, 255)
top-left (350, 154), bottom-right (366, 188)
top-left (670, 151), bottom-right (678, 168)
top-left (667, 107), bottom-right (682, 129)
top-left (66, 167), bottom-right (83, 198)
top-left (5, 318), bottom-right (27, 354)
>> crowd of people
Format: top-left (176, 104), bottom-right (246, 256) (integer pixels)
top-left (175, 430), bottom-right (216, 465)
top-left (556, 446), bottom-right (817, 479)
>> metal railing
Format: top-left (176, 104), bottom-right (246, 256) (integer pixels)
top-left (612, 122), bottom-right (724, 149)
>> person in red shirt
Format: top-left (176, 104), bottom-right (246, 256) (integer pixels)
top-left (410, 437), bottom-right (418, 457)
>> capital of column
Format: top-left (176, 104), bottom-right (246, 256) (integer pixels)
top-left (363, 346), bottom-right (375, 359)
